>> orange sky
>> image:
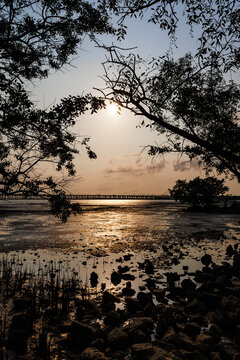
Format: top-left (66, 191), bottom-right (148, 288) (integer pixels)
top-left (32, 16), bottom-right (240, 196)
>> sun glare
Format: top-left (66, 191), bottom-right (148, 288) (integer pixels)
top-left (107, 102), bottom-right (121, 116)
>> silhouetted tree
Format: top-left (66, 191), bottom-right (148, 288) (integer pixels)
top-left (0, 0), bottom-right (114, 221)
top-left (169, 176), bottom-right (229, 207)
top-left (103, 0), bottom-right (240, 71)
top-left (98, 49), bottom-right (240, 181)
top-left (96, 0), bottom-right (240, 181)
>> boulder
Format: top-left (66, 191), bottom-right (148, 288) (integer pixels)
top-left (131, 342), bottom-right (181, 360)
top-left (208, 324), bottom-right (222, 340)
top-left (181, 278), bottom-right (196, 291)
top-left (137, 291), bottom-right (153, 305)
top-left (122, 273), bottom-right (136, 281)
top-left (201, 254), bottom-right (212, 267)
top-left (102, 291), bottom-right (120, 312)
top-left (125, 298), bottom-right (142, 313)
top-left (184, 323), bottom-right (201, 338)
top-left (123, 317), bottom-right (154, 336)
top-left (218, 342), bottom-right (239, 360)
top-left (106, 328), bottom-right (129, 347)
top-left (80, 347), bottom-right (109, 360)
top-left (69, 321), bottom-right (97, 347)
top-left (111, 271), bottom-right (121, 286)
top-left (198, 292), bottom-right (221, 310)
top-left (90, 272), bottom-right (98, 287)
top-left (132, 329), bottom-right (150, 344)
top-left (104, 311), bottom-right (121, 326)
top-left (220, 295), bottom-right (240, 312)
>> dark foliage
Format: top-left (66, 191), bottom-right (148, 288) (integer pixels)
top-left (0, 0), bottom-right (113, 220)
top-left (169, 176), bottom-right (229, 206)
top-left (97, 48), bottom-right (240, 181)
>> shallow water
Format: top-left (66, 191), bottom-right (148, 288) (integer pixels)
top-left (0, 199), bottom-right (239, 252)
top-left (0, 199), bottom-right (239, 297)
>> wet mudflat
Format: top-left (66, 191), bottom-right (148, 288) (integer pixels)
top-left (0, 200), bottom-right (239, 359)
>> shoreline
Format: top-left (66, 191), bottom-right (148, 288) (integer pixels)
top-left (0, 236), bottom-right (239, 359)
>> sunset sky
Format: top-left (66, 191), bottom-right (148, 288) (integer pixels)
top-left (32, 13), bottom-right (240, 195)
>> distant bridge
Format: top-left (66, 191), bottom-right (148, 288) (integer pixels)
top-left (0, 194), bottom-right (171, 200)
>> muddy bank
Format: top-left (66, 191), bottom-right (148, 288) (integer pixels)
top-left (0, 241), bottom-right (240, 359)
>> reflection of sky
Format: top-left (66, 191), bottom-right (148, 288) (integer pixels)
top-left (0, 200), bottom-right (239, 253)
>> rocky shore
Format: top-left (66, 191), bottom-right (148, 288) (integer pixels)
top-left (0, 243), bottom-right (240, 360)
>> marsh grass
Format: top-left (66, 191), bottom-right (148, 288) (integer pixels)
top-left (0, 254), bottom-right (94, 359)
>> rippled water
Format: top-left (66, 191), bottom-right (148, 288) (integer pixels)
top-left (0, 199), bottom-right (239, 294)
top-left (0, 199), bottom-right (239, 253)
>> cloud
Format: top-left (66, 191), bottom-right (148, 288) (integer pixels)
top-left (108, 154), bottom-right (139, 164)
top-left (104, 161), bottom-right (165, 177)
top-left (173, 158), bottom-right (200, 172)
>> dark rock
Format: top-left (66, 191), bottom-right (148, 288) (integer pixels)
top-left (201, 254), bottom-right (212, 267)
top-left (111, 350), bottom-right (128, 359)
top-left (181, 278), bottom-right (196, 291)
top-left (196, 333), bottom-right (215, 345)
top-left (106, 328), bottom-right (128, 347)
top-left (143, 302), bottom-right (158, 319)
top-left (215, 276), bottom-right (232, 289)
top-left (153, 288), bottom-right (165, 301)
top-left (218, 342), bottom-right (239, 360)
top-left (137, 291), bottom-right (153, 306)
top-left (208, 324), bottom-right (222, 340)
top-left (146, 278), bottom-right (156, 290)
top-left (80, 347), bottom-right (109, 360)
top-left (125, 298), bottom-right (142, 313)
top-left (122, 282), bottom-right (136, 297)
top-left (166, 272), bottom-right (180, 283)
top-left (122, 273), bottom-right (136, 281)
top-left (198, 292), bottom-right (221, 310)
top-left (178, 331), bottom-right (196, 351)
top-left (111, 271), bottom-right (121, 286)
top-left (145, 260), bottom-right (154, 275)
top-left (104, 311), bottom-right (121, 326)
top-left (198, 280), bottom-right (215, 292)
top-left (210, 352), bottom-right (222, 360)
top-left (70, 321), bottom-right (97, 347)
top-left (90, 272), bottom-right (98, 287)
top-left (161, 327), bottom-right (182, 347)
top-left (89, 338), bottom-right (105, 352)
top-left (172, 257), bottom-right (180, 265)
top-left (234, 325), bottom-right (240, 345)
top-left (185, 299), bottom-right (207, 314)
top-left (131, 342), bottom-right (181, 360)
top-left (102, 291), bottom-right (120, 312)
top-left (226, 245), bottom-right (234, 257)
top-left (124, 254), bottom-right (133, 261)
top-left (131, 343), bottom-right (155, 359)
top-left (162, 245), bottom-right (168, 252)
top-left (118, 265), bottom-right (130, 274)
top-left (220, 295), bottom-right (240, 312)
top-left (156, 308), bottom-right (174, 338)
top-left (184, 323), bottom-right (201, 338)
top-left (132, 329), bottom-right (150, 344)
top-left (77, 299), bottom-right (98, 316)
top-left (122, 287), bottom-right (136, 296)
top-left (123, 317), bottom-right (154, 336)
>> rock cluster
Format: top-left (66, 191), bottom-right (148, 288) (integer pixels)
top-left (69, 260), bottom-right (240, 360)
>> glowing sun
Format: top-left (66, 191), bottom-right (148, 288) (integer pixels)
top-left (107, 102), bottom-right (121, 116)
